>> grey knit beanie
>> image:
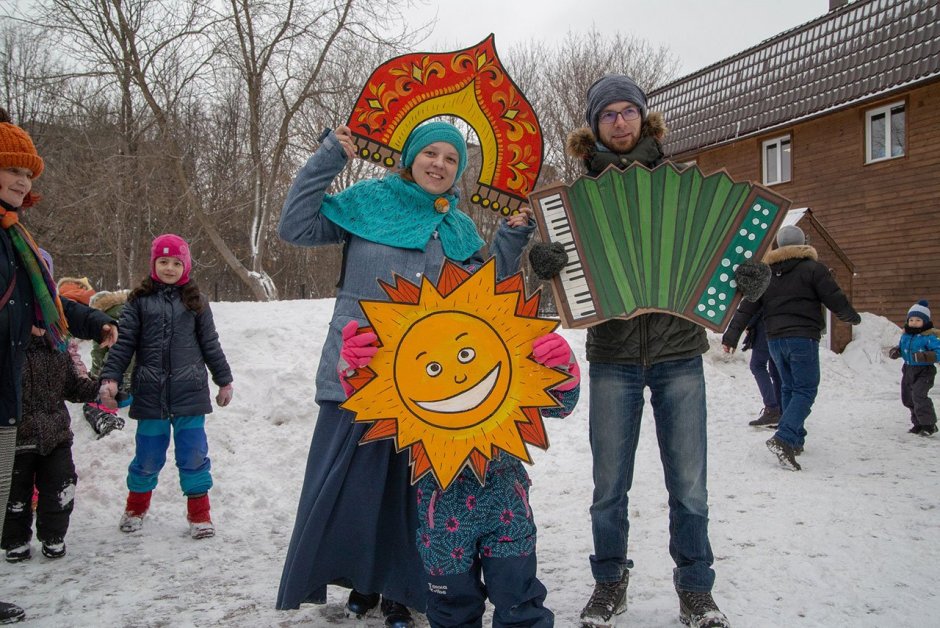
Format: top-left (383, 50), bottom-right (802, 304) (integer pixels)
top-left (776, 225), bottom-right (805, 247)
top-left (585, 75), bottom-right (649, 138)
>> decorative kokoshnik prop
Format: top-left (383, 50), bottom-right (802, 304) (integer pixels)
top-left (347, 34), bottom-right (543, 216)
top-left (530, 162), bottom-right (792, 332)
top-left (341, 259), bottom-right (572, 492)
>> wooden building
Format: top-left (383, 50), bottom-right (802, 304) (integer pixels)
top-left (649, 0), bottom-right (940, 330)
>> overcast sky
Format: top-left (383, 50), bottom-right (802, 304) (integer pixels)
top-left (410, 0), bottom-right (833, 78)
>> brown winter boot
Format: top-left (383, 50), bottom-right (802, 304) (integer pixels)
top-left (186, 493), bottom-right (215, 540)
top-left (120, 490), bottom-right (152, 533)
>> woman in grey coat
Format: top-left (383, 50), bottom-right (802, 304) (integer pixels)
top-left (275, 120), bottom-right (534, 627)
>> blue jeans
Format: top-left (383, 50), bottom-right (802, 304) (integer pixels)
top-left (767, 337), bottom-right (820, 448)
top-left (588, 357), bottom-right (714, 592)
top-left (749, 346), bottom-right (781, 410)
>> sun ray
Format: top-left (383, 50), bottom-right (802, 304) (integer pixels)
top-left (341, 258), bottom-right (568, 490)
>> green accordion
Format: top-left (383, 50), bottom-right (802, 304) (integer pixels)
top-left (530, 162), bottom-right (790, 332)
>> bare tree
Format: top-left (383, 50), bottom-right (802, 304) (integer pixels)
top-left (509, 30), bottom-right (680, 183)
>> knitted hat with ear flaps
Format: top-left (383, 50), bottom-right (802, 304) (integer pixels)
top-left (150, 233), bottom-right (192, 285)
top-left (0, 108), bottom-right (44, 178)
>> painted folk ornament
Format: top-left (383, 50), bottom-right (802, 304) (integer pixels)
top-left (340, 259), bottom-right (570, 491)
top-left (347, 35), bottom-right (543, 216)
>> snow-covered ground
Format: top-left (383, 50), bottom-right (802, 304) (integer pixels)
top-left (1, 300), bottom-right (938, 627)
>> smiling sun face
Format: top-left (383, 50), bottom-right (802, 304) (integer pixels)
top-left (397, 312), bottom-right (511, 430)
top-left (341, 259), bottom-right (568, 490)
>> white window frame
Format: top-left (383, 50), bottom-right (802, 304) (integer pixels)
top-left (865, 100), bottom-right (905, 163)
top-left (762, 135), bottom-right (791, 185)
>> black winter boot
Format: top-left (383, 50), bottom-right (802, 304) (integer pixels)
top-left (580, 571), bottom-right (629, 626)
top-left (344, 590), bottom-right (379, 619)
top-left (677, 589), bottom-right (730, 627)
top-left (748, 406), bottom-right (780, 428)
top-left (380, 597), bottom-right (414, 628)
top-left (766, 436), bottom-right (801, 471)
top-left (0, 601), bottom-right (24, 624)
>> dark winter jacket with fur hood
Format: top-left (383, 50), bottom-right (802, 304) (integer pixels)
top-left (19, 334), bottom-right (99, 455)
top-left (100, 283), bottom-right (232, 420)
top-left (566, 114), bottom-right (709, 365)
top-left (722, 244), bottom-right (860, 345)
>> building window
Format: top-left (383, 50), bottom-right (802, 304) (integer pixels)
top-left (762, 135), bottom-right (791, 185)
top-left (866, 101), bottom-right (905, 163)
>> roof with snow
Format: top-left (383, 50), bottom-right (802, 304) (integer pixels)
top-left (648, 0), bottom-right (940, 156)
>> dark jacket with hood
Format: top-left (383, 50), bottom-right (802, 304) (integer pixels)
top-left (722, 244), bottom-right (860, 346)
top-left (20, 334), bottom-right (99, 455)
top-left (566, 113), bottom-right (709, 365)
top-left (2, 226), bottom-right (114, 425)
top-left (100, 282), bottom-right (232, 420)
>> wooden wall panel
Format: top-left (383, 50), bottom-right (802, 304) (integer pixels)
top-left (676, 81), bottom-right (940, 337)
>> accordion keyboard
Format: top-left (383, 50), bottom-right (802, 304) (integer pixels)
top-left (536, 193), bottom-right (598, 321)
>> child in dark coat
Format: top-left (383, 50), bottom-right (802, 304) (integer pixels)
top-left (99, 234), bottom-right (233, 539)
top-left (889, 300), bottom-right (940, 435)
top-left (1, 326), bottom-right (99, 561)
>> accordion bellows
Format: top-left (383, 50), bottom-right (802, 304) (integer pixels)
top-left (531, 162), bottom-right (790, 332)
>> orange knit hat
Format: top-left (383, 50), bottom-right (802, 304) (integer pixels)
top-left (0, 108), bottom-right (44, 179)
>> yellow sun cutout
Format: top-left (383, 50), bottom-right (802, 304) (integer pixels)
top-left (341, 258), bottom-right (570, 490)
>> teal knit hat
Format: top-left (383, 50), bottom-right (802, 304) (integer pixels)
top-left (400, 121), bottom-right (468, 179)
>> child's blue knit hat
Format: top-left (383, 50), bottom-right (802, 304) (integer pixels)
top-left (400, 121), bottom-right (468, 180)
top-left (908, 300), bottom-right (931, 325)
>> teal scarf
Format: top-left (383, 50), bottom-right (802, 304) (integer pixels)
top-left (321, 174), bottom-right (484, 261)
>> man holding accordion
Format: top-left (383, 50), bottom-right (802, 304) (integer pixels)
top-left (531, 74), bottom-right (730, 628)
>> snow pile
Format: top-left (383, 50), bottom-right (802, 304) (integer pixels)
top-left (1, 301), bottom-right (937, 627)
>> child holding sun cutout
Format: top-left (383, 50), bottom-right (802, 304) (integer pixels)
top-left (339, 315), bottom-right (580, 627)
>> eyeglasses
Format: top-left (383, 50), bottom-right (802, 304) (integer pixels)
top-left (598, 107), bottom-right (641, 125)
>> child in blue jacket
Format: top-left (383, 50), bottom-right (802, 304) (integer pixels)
top-left (889, 300), bottom-right (940, 435)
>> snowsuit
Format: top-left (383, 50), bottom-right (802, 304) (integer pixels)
top-left (84, 290), bottom-right (133, 435)
top-left (416, 387), bottom-right (579, 628)
top-left (897, 328), bottom-right (940, 428)
top-left (275, 130), bottom-right (534, 612)
top-left (1, 334), bottom-right (99, 550)
top-left (100, 283), bottom-right (232, 496)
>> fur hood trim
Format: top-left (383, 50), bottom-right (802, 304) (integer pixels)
top-left (566, 111), bottom-right (667, 160)
top-left (90, 289), bottom-right (129, 312)
top-left (57, 276), bottom-right (93, 291)
top-left (764, 244), bottom-right (818, 265)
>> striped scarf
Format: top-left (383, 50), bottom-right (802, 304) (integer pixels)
top-left (0, 204), bottom-right (69, 350)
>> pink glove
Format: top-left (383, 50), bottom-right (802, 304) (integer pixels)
top-left (99, 379), bottom-right (119, 409)
top-left (532, 333), bottom-right (580, 391)
top-left (216, 383), bottom-right (233, 407)
top-left (338, 320), bottom-right (378, 395)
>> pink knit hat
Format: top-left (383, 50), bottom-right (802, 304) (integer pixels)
top-left (150, 233), bottom-right (192, 285)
